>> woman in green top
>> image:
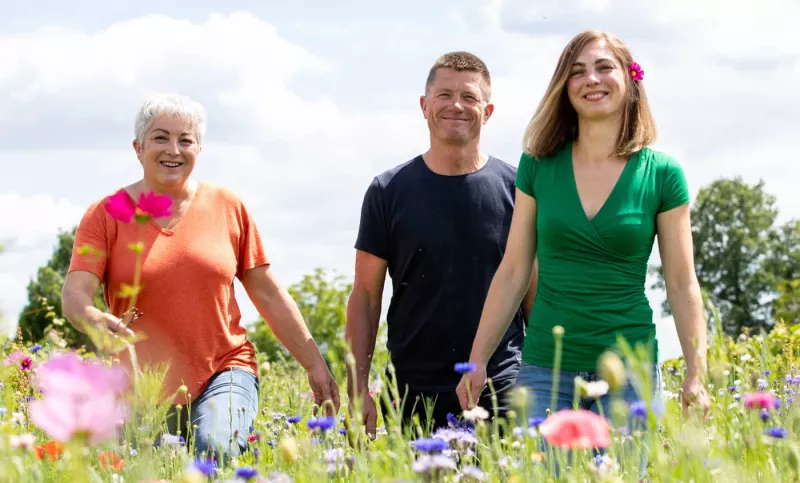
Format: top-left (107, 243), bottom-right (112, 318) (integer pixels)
top-left (456, 30), bottom-right (710, 424)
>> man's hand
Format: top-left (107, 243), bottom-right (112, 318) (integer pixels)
top-left (681, 373), bottom-right (709, 423)
top-left (456, 363), bottom-right (487, 411)
top-left (307, 363), bottom-right (341, 416)
top-left (349, 392), bottom-right (378, 442)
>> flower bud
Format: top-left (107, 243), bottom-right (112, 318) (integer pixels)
top-left (597, 351), bottom-right (627, 392)
top-left (552, 325), bottom-right (564, 338)
top-left (279, 437), bottom-right (298, 463)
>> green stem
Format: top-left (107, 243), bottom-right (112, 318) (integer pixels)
top-left (550, 329), bottom-right (563, 415)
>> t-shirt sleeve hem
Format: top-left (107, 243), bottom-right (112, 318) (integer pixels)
top-left (657, 197), bottom-right (690, 214)
top-left (353, 242), bottom-right (389, 262)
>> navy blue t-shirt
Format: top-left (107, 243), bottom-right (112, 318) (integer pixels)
top-left (355, 155), bottom-right (525, 392)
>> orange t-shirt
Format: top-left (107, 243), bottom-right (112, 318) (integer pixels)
top-left (68, 181), bottom-right (267, 404)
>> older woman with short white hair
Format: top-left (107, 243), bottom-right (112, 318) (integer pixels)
top-left (62, 93), bottom-right (340, 461)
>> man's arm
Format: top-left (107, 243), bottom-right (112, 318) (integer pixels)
top-left (344, 250), bottom-right (388, 399)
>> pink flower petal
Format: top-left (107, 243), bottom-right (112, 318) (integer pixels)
top-left (104, 191), bottom-right (136, 223)
top-left (137, 191), bottom-right (173, 219)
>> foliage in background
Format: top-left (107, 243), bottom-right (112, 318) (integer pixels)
top-left (650, 177), bottom-right (800, 335)
top-left (16, 227), bottom-right (107, 349)
top-left (247, 268), bottom-right (389, 383)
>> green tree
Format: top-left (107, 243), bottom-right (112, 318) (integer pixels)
top-left (248, 268), bottom-right (388, 382)
top-left (651, 177), bottom-right (796, 335)
top-left (17, 227), bottom-right (106, 347)
top-left (769, 220), bottom-right (800, 324)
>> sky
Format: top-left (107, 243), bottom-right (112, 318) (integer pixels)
top-left (0, 0), bottom-right (797, 362)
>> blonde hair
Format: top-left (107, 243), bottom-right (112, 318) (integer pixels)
top-left (522, 30), bottom-right (656, 159)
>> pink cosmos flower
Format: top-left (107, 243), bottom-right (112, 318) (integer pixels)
top-left (104, 191), bottom-right (137, 223)
top-left (137, 191), bottom-right (172, 219)
top-left (28, 352), bottom-right (130, 445)
top-left (539, 409), bottom-right (611, 449)
top-left (5, 350), bottom-right (26, 367)
top-left (629, 62), bottom-right (644, 81)
top-left (31, 352), bottom-right (129, 397)
top-left (744, 392), bottom-right (780, 410)
top-left (104, 190), bottom-right (172, 223)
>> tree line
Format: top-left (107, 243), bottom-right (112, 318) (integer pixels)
top-left (9, 176), bottom-right (800, 362)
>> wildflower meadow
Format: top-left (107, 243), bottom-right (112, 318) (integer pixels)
top-left (1, 192), bottom-right (798, 483)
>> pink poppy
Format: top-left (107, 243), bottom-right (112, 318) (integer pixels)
top-left (539, 409), bottom-right (611, 449)
top-left (744, 392), bottom-right (780, 410)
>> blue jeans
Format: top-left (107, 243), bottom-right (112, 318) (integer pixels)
top-left (516, 361), bottom-right (663, 478)
top-left (165, 368), bottom-right (259, 463)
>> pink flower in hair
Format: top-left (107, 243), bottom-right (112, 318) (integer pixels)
top-left (629, 62), bottom-right (644, 81)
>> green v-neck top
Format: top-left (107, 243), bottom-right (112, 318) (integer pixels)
top-left (515, 142), bottom-right (690, 371)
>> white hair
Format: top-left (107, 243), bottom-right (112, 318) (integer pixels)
top-left (134, 93), bottom-right (207, 146)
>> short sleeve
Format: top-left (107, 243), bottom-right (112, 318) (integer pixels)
top-left (658, 156), bottom-right (691, 213)
top-left (235, 199), bottom-right (270, 280)
top-left (68, 200), bottom-right (111, 281)
top-left (354, 177), bottom-right (390, 261)
top-left (515, 152), bottom-right (537, 198)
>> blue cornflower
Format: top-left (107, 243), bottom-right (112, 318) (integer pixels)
top-left (191, 459), bottom-right (216, 476)
top-left (761, 409), bottom-right (770, 421)
top-left (630, 400), bottom-right (647, 419)
top-left (339, 427), bottom-right (347, 435)
top-left (307, 416), bottom-right (336, 432)
top-left (528, 417), bottom-right (546, 427)
top-left (454, 362), bottom-right (477, 374)
top-left (728, 386), bottom-right (738, 393)
top-left (29, 344), bottom-right (41, 353)
top-left (765, 427), bottom-right (788, 439)
top-left (248, 425), bottom-right (255, 433)
top-left (287, 415), bottom-right (302, 424)
top-left (411, 437), bottom-right (449, 453)
top-left (234, 466), bottom-right (259, 480)
top-left (446, 412), bottom-right (474, 431)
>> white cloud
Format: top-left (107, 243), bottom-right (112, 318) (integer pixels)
top-left (0, 4), bottom-right (797, 364)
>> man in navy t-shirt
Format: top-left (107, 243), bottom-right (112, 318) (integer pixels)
top-left (345, 51), bottom-right (536, 436)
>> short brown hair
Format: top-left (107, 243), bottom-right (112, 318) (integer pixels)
top-left (522, 30), bottom-right (656, 159)
top-left (425, 51), bottom-right (492, 100)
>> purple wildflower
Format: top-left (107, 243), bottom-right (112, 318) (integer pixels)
top-left (307, 416), bottom-right (335, 432)
top-left (192, 459), bottom-right (215, 476)
top-left (287, 416), bottom-right (302, 424)
top-left (761, 409), bottom-right (770, 421)
top-left (235, 466), bottom-right (259, 480)
top-left (454, 362), bottom-right (477, 374)
top-left (765, 427), bottom-right (788, 439)
top-left (29, 344), bottom-right (41, 353)
top-left (528, 417), bottom-right (546, 427)
top-left (630, 400), bottom-right (647, 419)
top-left (20, 357), bottom-right (32, 371)
top-left (411, 438), bottom-right (449, 453)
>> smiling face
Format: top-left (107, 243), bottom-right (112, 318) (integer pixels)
top-left (566, 39), bottom-right (629, 122)
top-left (420, 67), bottom-right (494, 145)
top-left (133, 115), bottom-right (200, 190)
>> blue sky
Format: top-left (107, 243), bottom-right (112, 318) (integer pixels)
top-left (1, 0), bottom-right (797, 362)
